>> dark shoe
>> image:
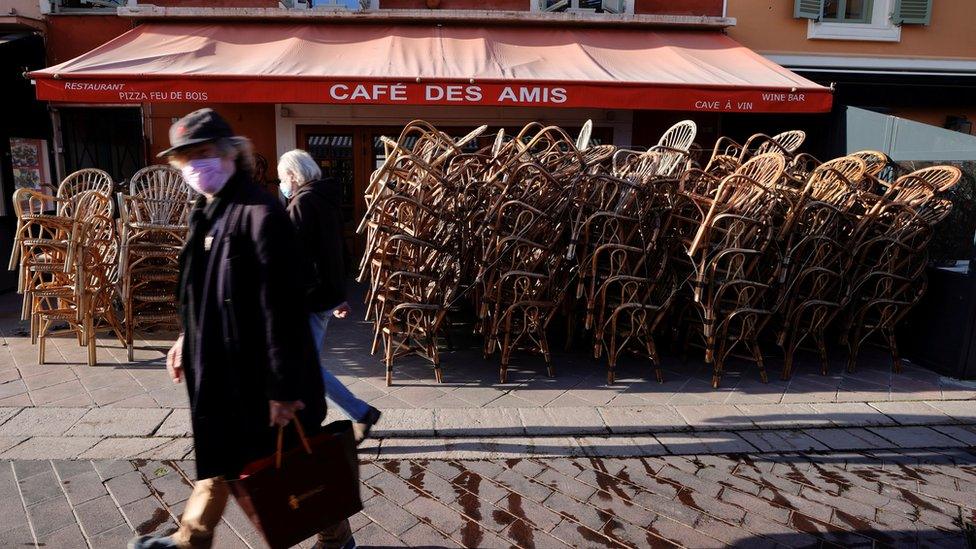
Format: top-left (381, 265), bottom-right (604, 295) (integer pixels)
top-left (128, 535), bottom-right (180, 549)
top-left (312, 519), bottom-right (355, 549)
top-left (353, 406), bottom-right (382, 444)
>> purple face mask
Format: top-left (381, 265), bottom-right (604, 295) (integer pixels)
top-left (181, 157), bottom-right (231, 196)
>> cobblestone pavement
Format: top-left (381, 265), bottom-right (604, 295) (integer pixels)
top-left (4, 449), bottom-right (976, 548)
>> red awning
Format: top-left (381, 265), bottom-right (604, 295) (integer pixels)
top-left (31, 22), bottom-right (832, 113)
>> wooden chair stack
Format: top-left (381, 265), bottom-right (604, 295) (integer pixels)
top-left (671, 153), bottom-right (791, 387)
top-left (10, 168), bottom-right (121, 365)
top-left (360, 120), bottom-right (964, 388)
top-left (359, 121), bottom-right (477, 385)
top-left (838, 163), bottom-right (961, 374)
top-left (118, 165), bottom-right (194, 360)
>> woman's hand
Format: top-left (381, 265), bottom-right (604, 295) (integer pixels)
top-left (269, 400), bottom-right (305, 427)
top-left (167, 334), bottom-right (184, 384)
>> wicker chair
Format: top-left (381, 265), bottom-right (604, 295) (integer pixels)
top-left (34, 213), bottom-right (124, 366)
top-left (117, 192), bottom-right (192, 360)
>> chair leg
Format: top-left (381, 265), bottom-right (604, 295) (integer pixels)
top-left (499, 328), bottom-right (512, 384)
top-left (606, 326), bottom-right (618, 385)
top-left (30, 296), bottom-right (39, 345)
top-left (383, 332), bottom-right (394, 386)
top-left (126, 296), bottom-right (135, 362)
top-left (885, 329), bottom-right (902, 373)
top-left (540, 332), bottom-right (553, 378)
top-left (647, 336), bottom-right (663, 384)
top-left (38, 317), bottom-right (47, 365)
top-left (429, 336), bottom-right (443, 383)
top-left (88, 330), bottom-right (97, 366)
top-left (751, 341), bottom-right (768, 384)
top-left (815, 333), bottom-right (829, 376)
top-left (712, 330), bottom-right (730, 389)
top-left (846, 325), bottom-right (863, 373)
top-left (781, 330), bottom-right (797, 381)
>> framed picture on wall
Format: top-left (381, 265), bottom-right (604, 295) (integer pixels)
top-left (10, 137), bottom-right (54, 213)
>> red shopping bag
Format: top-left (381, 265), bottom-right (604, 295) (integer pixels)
top-left (228, 420), bottom-right (363, 549)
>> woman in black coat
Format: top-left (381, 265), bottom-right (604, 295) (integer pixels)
top-left (129, 109), bottom-right (349, 549)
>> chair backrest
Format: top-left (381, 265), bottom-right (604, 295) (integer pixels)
top-left (882, 166), bottom-right (961, 207)
top-left (576, 119), bottom-right (593, 151)
top-left (848, 150), bottom-right (889, 177)
top-left (734, 153), bottom-right (787, 189)
top-left (758, 130), bottom-right (806, 155)
top-left (67, 189), bottom-right (114, 220)
top-left (119, 194), bottom-right (192, 228)
top-left (806, 156), bottom-right (866, 204)
top-left (57, 169), bottom-right (113, 211)
top-left (904, 165), bottom-right (962, 194)
top-left (657, 120), bottom-right (697, 151)
top-left (129, 165), bottom-right (193, 200)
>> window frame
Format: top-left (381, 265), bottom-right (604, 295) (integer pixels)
top-left (532, 0), bottom-right (633, 15)
top-left (807, 0), bottom-right (902, 42)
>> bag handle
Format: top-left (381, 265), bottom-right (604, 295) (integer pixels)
top-left (275, 419), bottom-right (313, 469)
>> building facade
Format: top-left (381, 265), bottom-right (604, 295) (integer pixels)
top-left (728, 0), bottom-right (976, 140)
top-left (5, 0), bottom-right (843, 274)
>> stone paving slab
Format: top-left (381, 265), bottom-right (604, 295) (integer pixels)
top-left (4, 450), bottom-right (975, 548)
top-left (4, 289), bottom-right (976, 414)
top-left (6, 415), bottom-right (976, 460)
top-left (66, 408), bottom-right (171, 437)
top-left (0, 407), bottom-right (88, 436)
top-left (324, 399), bottom-right (967, 438)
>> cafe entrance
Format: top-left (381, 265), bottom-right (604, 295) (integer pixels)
top-left (297, 124), bottom-right (613, 259)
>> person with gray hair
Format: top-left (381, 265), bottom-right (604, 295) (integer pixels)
top-left (279, 149), bottom-right (381, 443)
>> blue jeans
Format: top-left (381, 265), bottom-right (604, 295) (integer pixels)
top-left (309, 309), bottom-right (371, 422)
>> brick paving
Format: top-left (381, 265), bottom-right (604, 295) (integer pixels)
top-left (3, 450), bottom-right (976, 548)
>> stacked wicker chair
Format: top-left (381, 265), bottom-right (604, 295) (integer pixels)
top-left (34, 210), bottom-right (125, 366)
top-left (475, 126), bottom-right (580, 383)
top-left (359, 121), bottom-right (477, 384)
top-left (118, 165), bottom-right (193, 360)
top-left (359, 119), bottom-right (963, 388)
top-left (10, 169), bottom-right (114, 324)
top-left (838, 164), bottom-right (961, 374)
top-left (671, 154), bottom-right (791, 387)
top-left (771, 156), bottom-right (868, 379)
top-left (9, 168), bottom-right (123, 365)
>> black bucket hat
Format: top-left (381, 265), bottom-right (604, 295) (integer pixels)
top-left (157, 108), bottom-right (234, 158)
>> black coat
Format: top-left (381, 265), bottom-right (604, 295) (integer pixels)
top-left (286, 178), bottom-right (349, 313)
top-left (178, 172), bottom-right (326, 480)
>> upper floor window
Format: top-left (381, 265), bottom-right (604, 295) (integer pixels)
top-left (795, 0), bottom-right (932, 42)
top-left (821, 0), bottom-right (872, 23)
top-left (534, 0), bottom-right (632, 14)
top-left (46, 0), bottom-right (129, 12)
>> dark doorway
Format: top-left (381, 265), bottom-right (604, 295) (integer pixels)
top-left (57, 106), bottom-right (144, 184)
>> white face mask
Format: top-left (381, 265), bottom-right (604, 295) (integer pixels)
top-left (279, 179), bottom-right (294, 199)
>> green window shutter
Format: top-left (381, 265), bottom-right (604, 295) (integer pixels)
top-left (794, 0), bottom-right (824, 20)
top-left (893, 0), bottom-right (932, 24)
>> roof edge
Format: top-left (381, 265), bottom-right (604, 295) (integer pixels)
top-left (117, 6), bottom-right (734, 29)
top-left (0, 15), bottom-right (46, 33)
